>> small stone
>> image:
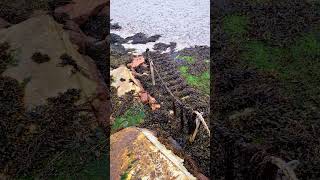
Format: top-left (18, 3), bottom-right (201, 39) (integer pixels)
top-left (169, 110), bottom-right (174, 115)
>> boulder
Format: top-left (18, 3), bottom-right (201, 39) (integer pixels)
top-left (54, 0), bottom-right (107, 25)
top-left (110, 127), bottom-right (197, 180)
top-left (110, 33), bottom-right (127, 44)
top-left (81, 15), bottom-right (108, 40)
top-left (0, 15), bottom-right (98, 109)
top-left (153, 42), bottom-right (170, 51)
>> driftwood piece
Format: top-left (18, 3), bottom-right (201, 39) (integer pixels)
top-left (270, 157), bottom-right (299, 180)
top-left (189, 111), bottom-right (210, 143)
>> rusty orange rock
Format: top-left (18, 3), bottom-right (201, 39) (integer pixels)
top-left (110, 127), bottom-right (197, 180)
top-left (139, 91), bottom-right (149, 104)
top-left (127, 55), bottom-right (145, 69)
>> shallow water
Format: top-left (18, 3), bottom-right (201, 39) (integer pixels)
top-left (110, 0), bottom-right (210, 53)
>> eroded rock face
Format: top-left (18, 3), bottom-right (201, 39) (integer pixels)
top-left (110, 127), bottom-right (197, 180)
top-left (0, 15), bottom-right (98, 109)
top-left (54, 0), bottom-right (107, 25)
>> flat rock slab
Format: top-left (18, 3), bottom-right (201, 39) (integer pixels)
top-left (0, 15), bottom-right (97, 109)
top-left (110, 127), bottom-right (196, 180)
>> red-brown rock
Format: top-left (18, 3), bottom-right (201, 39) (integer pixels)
top-left (64, 20), bottom-right (96, 53)
top-left (139, 91), bottom-right (149, 104)
top-left (64, 20), bottom-right (82, 32)
top-left (54, 0), bottom-right (107, 25)
top-left (66, 30), bottom-right (87, 53)
top-left (196, 173), bottom-right (210, 180)
top-left (98, 5), bottom-right (109, 16)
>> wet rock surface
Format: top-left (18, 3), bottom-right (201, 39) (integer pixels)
top-left (126, 32), bottom-right (162, 44)
top-left (81, 15), bottom-right (108, 40)
top-left (110, 33), bottom-right (127, 44)
top-left (153, 42), bottom-right (170, 51)
top-left (111, 44), bottom-right (127, 56)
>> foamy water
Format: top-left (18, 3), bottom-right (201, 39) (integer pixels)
top-left (111, 0), bottom-right (210, 53)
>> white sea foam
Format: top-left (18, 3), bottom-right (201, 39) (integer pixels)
top-left (111, 0), bottom-right (210, 53)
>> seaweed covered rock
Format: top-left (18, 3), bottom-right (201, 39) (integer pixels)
top-left (0, 14), bottom-right (98, 108)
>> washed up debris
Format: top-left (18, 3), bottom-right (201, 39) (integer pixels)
top-left (128, 55), bottom-right (160, 111)
top-left (128, 56), bottom-right (149, 77)
top-left (270, 157), bottom-right (299, 180)
top-left (110, 63), bottom-right (160, 111)
top-left (189, 111), bottom-right (210, 143)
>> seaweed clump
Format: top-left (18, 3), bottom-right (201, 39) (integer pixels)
top-left (31, 52), bottom-right (50, 64)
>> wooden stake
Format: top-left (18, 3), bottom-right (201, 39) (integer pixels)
top-left (180, 106), bottom-right (184, 133)
top-left (172, 99), bottom-right (176, 119)
top-left (150, 61), bottom-right (155, 86)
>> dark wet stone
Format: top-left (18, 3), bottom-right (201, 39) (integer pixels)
top-left (86, 40), bottom-right (108, 82)
top-left (153, 42), bottom-right (170, 51)
top-left (169, 42), bottom-right (177, 50)
top-left (110, 33), bottom-right (127, 44)
top-left (111, 44), bottom-right (126, 55)
top-left (147, 34), bottom-right (161, 42)
top-left (126, 32), bottom-right (148, 44)
top-left (81, 15), bottom-right (108, 40)
top-left (111, 22), bottom-right (121, 30)
top-left (126, 33), bottom-right (161, 44)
